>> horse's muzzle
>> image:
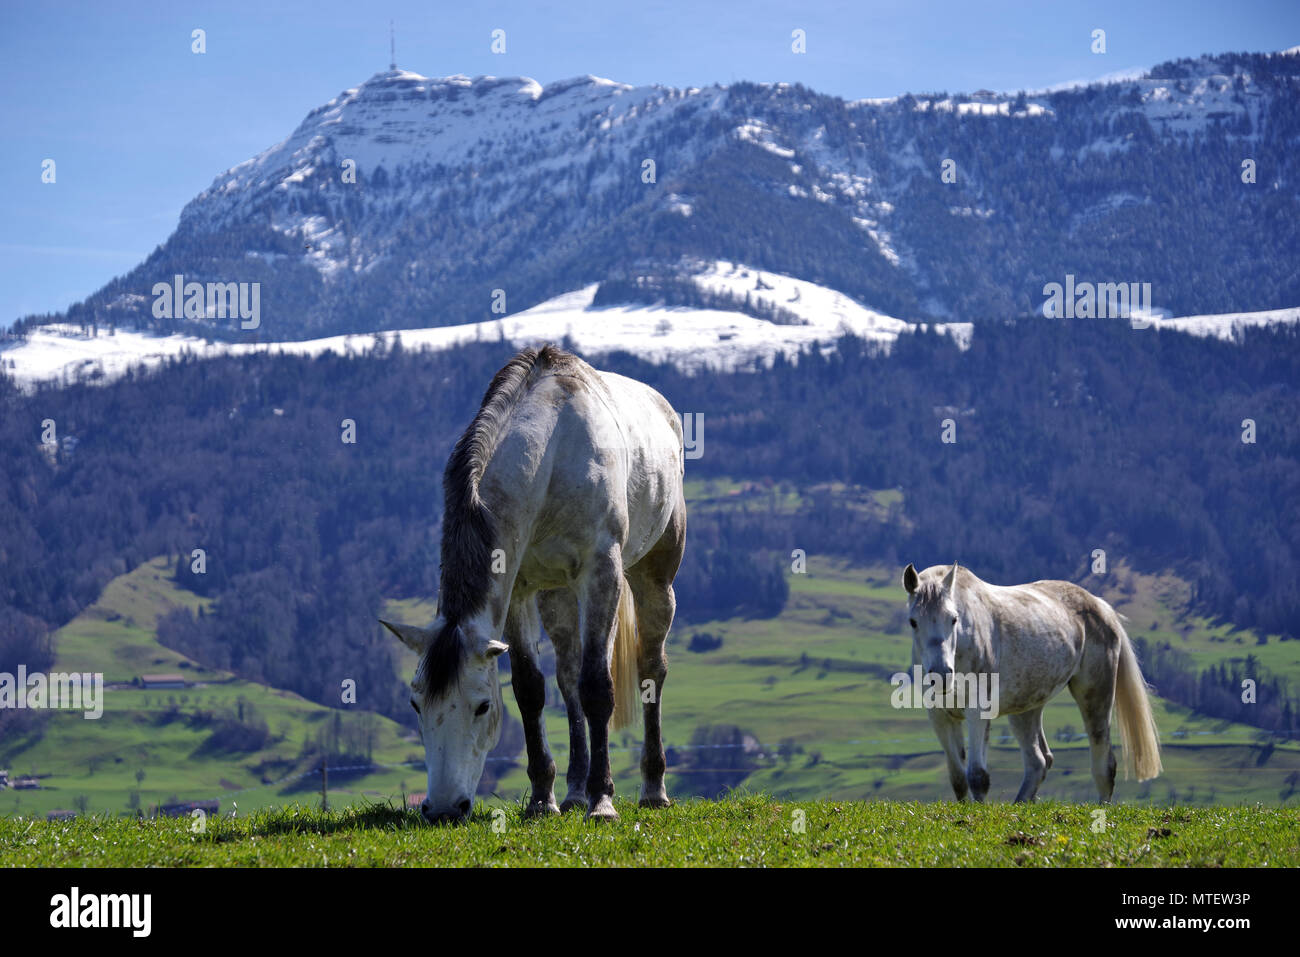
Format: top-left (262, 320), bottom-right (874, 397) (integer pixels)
top-left (421, 798), bottom-right (472, 825)
top-left (923, 665), bottom-right (955, 688)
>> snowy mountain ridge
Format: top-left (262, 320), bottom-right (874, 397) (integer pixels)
top-left (17, 47), bottom-right (1300, 342)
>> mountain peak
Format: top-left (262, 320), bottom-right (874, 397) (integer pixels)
top-left (341, 69), bottom-right (642, 104)
top-left (363, 67), bottom-right (431, 83)
top-left (30, 49), bottom-right (1300, 344)
top-left (348, 70), bottom-right (628, 100)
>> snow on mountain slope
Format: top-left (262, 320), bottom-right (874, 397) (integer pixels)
top-left (184, 54), bottom-right (1295, 276)
top-left (1145, 306), bottom-right (1300, 338)
top-left (1024, 59), bottom-right (1265, 135)
top-left (1, 263), bottom-right (968, 389)
top-left (694, 262), bottom-right (911, 337)
top-left (198, 69), bottom-right (647, 209)
top-left (182, 69), bottom-right (723, 280)
top-left (7, 260), bottom-right (1296, 393)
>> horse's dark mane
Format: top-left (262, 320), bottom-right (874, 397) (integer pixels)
top-left (419, 344), bottom-right (579, 699)
top-left (415, 618), bottom-right (470, 701)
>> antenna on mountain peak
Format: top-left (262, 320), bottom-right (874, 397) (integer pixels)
top-left (389, 20), bottom-right (396, 71)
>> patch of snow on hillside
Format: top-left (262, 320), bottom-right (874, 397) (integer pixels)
top-left (1, 265), bottom-right (975, 387)
top-left (1144, 306), bottom-right (1300, 340)
top-left (692, 262), bottom-right (912, 341)
top-left (665, 193), bottom-right (693, 216)
top-left (8, 285), bottom-right (1292, 390)
top-left (734, 121), bottom-right (796, 158)
top-left (0, 325), bottom-right (241, 387)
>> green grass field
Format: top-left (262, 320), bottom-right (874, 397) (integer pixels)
top-left (3, 795), bottom-right (1296, 867)
top-left (4, 480), bottom-right (1297, 832)
top-left (0, 557), bottom-right (424, 820)
top-left (631, 555), bottom-right (1300, 807)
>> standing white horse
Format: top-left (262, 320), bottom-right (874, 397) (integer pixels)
top-left (902, 562), bottom-right (1162, 802)
top-left (382, 345), bottom-right (686, 822)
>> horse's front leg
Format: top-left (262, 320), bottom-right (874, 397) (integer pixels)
top-left (506, 597), bottom-right (559, 818)
top-left (927, 708), bottom-right (968, 800)
top-left (1008, 707), bottom-right (1050, 803)
top-left (965, 711), bottom-right (992, 802)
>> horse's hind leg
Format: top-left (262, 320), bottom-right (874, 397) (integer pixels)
top-left (626, 575), bottom-right (672, 808)
top-left (627, 517), bottom-right (684, 808)
top-left (928, 709), bottom-right (968, 801)
top-left (539, 587), bottom-right (587, 814)
top-left (577, 547), bottom-right (624, 820)
top-left (506, 596), bottom-right (559, 818)
top-left (1008, 707), bottom-right (1050, 802)
top-left (1069, 642), bottom-right (1119, 802)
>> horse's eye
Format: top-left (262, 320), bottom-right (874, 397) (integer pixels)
top-left (909, 619), bottom-right (917, 629)
top-left (952, 617), bottom-right (958, 625)
top-left (474, 700), bottom-right (490, 717)
top-left (410, 699), bottom-right (420, 715)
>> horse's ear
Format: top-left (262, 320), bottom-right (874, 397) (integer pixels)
top-left (942, 562), bottom-right (960, 592)
top-left (902, 563), bottom-right (919, 594)
top-left (379, 619), bottom-right (434, 654)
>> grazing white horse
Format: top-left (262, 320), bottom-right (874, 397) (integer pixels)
top-left (902, 562), bottom-right (1162, 802)
top-left (382, 345), bottom-right (686, 822)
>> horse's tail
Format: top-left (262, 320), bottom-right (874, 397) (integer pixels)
top-left (611, 576), bottom-right (642, 731)
top-left (1114, 621), bottom-right (1163, 781)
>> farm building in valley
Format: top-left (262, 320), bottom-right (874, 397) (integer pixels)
top-left (136, 673), bottom-right (188, 690)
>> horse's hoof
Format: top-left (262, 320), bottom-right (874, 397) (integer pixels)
top-left (523, 799), bottom-right (560, 819)
top-left (559, 797), bottom-right (588, 814)
top-left (586, 797), bottom-right (618, 821)
top-left (638, 794), bottom-right (672, 809)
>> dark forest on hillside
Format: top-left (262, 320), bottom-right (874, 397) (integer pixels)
top-left (1, 320), bottom-right (1296, 721)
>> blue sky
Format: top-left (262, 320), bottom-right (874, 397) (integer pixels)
top-left (2, 0), bottom-right (1297, 326)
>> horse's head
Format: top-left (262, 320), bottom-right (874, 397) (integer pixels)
top-left (902, 562), bottom-right (962, 681)
top-left (381, 617), bottom-right (507, 823)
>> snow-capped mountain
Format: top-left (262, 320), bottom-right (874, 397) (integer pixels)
top-left (17, 48), bottom-right (1300, 342)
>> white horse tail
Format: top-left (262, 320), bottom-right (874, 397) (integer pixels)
top-left (1114, 623), bottom-right (1163, 781)
top-left (610, 575), bottom-right (642, 730)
